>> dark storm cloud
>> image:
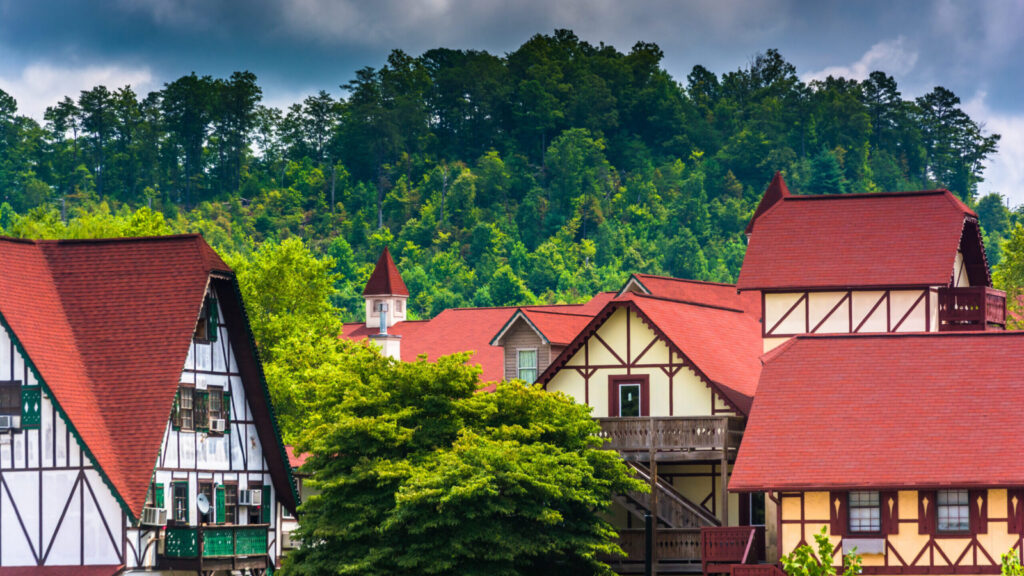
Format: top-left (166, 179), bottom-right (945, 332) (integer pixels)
top-left (1, 0), bottom-right (1022, 200)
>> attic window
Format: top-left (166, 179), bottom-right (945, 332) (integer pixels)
top-left (194, 295), bottom-right (220, 342)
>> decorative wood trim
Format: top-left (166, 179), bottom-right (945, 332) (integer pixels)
top-left (608, 374), bottom-right (650, 417)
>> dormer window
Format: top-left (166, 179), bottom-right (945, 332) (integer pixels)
top-left (194, 295), bottom-right (219, 342)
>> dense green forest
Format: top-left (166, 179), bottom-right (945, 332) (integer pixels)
top-left (0, 30), bottom-right (1009, 321)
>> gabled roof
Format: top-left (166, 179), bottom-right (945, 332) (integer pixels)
top-left (0, 235), bottom-right (298, 520)
top-left (737, 178), bottom-right (983, 291)
top-left (363, 247), bottom-right (409, 296)
top-left (343, 293), bottom-right (617, 383)
top-left (539, 289), bottom-right (763, 414)
top-left (730, 332), bottom-right (1024, 492)
top-left (490, 292), bottom-right (617, 347)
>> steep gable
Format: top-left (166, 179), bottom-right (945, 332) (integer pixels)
top-left (0, 235), bottom-right (297, 519)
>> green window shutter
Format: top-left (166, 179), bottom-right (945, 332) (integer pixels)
top-left (195, 391), bottom-right (208, 432)
top-left (216, 485), bottom-right (225, 524)
top-left (21, 387), bottom-right (40, 429)
top-left (261, 485), bottom-right (271, 524)
top-left (155, 484), bottom-right (165, 508)
top-left (171, 389), bottom-right (180, 430)
top-left (208, 298), bottom-right (219, 342)
top-left (223, 391), bottom-right (231, 433)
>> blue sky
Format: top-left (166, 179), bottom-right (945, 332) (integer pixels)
top-left (1, 0), bottom-right (1021, 203)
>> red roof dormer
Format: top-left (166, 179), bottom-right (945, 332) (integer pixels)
top-left (363, 247), bottom-right (409, 296)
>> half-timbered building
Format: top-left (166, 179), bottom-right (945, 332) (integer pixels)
top-left (731, 332), bottom-right (1024, 576)
top-left (738, 173), bottom-right (1004, 353)
top-left (0, 235), bottom-right (298, 576)
top-left (533, 174), bottom-right (1008, 573)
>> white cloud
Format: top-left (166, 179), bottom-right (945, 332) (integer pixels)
top-left (963, 91), bottom-right (1024, 207)
top-left (803, 36), bottom-right (918, 83)
top-left (0, 63), bottom-right (155, 121)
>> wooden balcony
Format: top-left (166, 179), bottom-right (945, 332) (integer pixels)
top-left (605, 528), bottom-right (702, 573)
top-left (606, 526), bottom-right (766, 575)
top-left (596, 416), bottom-right (744, 461)
top-left (938, 286), bottom-right (1006, 331)
top-left (158, 524), bottom-right (269, 572)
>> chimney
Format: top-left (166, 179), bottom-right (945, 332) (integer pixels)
top-left (369, 301), bottom-right (401, 360)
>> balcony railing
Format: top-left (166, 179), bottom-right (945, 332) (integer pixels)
top-left (937, 286), bottom-right (1006, 331)
top-left (596, 416), bottom-right (744, 458)
top-left (163, 524), bottom-right (269, 558)
top-left (613, 527), bottom-right (702, 565)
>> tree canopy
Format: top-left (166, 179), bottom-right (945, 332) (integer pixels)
top-left (282, 343), bottom-right (644, 576)
top-left (0, 30), bottom-right (1011, 320)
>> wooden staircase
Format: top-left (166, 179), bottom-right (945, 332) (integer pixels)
top-left (616, 462), bottom-right (720, 529)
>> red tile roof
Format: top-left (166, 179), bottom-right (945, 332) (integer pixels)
top-left (624, 274), bottom-right (760, 316)
top-left (730, 332), bottom-right (1024, 492)
top-left (539, 288), bottom-right (764, 414)
top-left (363, 248), bottom-right (409, 296)
top-left (737, 181), bottom-right (978, 291)
top-left (286, 444), bottom-right (309, 468)
top-left (343, 293), bottom-right (618, 383)
top-left (745, 171), bottom-right (790, 234)
top-left (0, 235), bottom-right (296, 520)
top-left (0, 566), bottom-right (123, 576)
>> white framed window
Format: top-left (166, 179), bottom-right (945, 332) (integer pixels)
top-left (848, 490), bottom-right (881, 533)
top-left (937, 489), bottom-right (970, 532)
top-left (517, 349), bottom-right (537, 382)
top-left (396, 299), bottom-right (404, 313)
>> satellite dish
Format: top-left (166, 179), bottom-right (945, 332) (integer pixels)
top-left (197, 493), bottom-right (211, 515)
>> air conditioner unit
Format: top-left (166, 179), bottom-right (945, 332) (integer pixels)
top-left (141, 507), bottom-right (167, 526)
top-left (209, 418), bottom-right (226, 433)
top-left (0, 415), bottom-right (20, 430)
top-left (239, 489), bottom-right (254, 506)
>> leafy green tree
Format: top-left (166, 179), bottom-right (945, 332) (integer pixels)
top-left (994, 223), bottom-right (1024, 330)
top-left (782, 527), bottom-right (861, 576)
top-left (283, 347), bottom-right (644, 576)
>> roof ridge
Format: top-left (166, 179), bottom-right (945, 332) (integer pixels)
top-left (622, 291), bottom-right (747, 314)
top-left (633, 272), bottom-right (738, 288)
top-left (794, 330), bottom-right (1018, 341)
top-left (1, 233), bottom-right (206, 245)
top-left (787, 189), bottom-right (957, 201)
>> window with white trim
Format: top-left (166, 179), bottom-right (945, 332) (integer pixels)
top-left (848, 491), bottom-right (881, 533)
top-left (517, 349), bottom-right (537, 382)
top-left (937, 489), bottom-right (970, 532)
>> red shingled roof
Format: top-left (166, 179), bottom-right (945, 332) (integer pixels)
top-left (363, 248), bottom-right (409, 296)
top-left (737, 181), bottom-right (978, 291)
top-left (344, 293), bottom-right (617, 383)
top-left (745, 171), bottom-right (790, 234)
top-left (0, 235), bottom-right (297, 520)
top-left (539, 289), bottom-right (763, 414)
top-left (286, 444), bottom-right (309, 469)
top-left (730, 332), bottom-right (1024, 492)
top-left (623, 274), bottom-right (760, 316)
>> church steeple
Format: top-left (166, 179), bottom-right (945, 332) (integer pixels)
top-left (364, 248), bottom-right (409, 331)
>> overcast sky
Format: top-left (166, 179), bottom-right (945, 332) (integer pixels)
top-left (1, 0), bottom-right (1022, 204)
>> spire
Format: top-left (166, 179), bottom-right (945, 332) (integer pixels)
top-left (745, 172), bottom-right (791, 235)
top-left (363, 248), bottom-right (409, 296)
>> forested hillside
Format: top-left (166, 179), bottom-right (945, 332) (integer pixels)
top-left (0, 30), bottom-right (1008, 321)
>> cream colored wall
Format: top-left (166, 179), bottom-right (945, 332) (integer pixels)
top-left (763, 289), bottom-right (934, 342)
top-left (364, 294), bottom-right (408, 329)
top-left (953, 251), bottom-right (969, 287)
top-left (546, 307), bottom-right (727, 418)
top-left (780, 489), bottom-right (1018, 572)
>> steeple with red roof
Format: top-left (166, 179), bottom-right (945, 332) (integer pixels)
top-left (363, 247), bottom-right (409, 331)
